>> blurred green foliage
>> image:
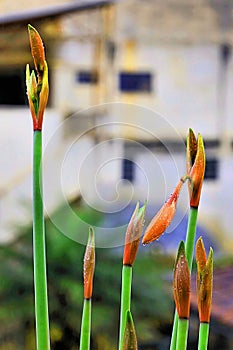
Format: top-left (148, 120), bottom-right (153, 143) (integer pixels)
top-left (0, 201), bottom-right (175, 349)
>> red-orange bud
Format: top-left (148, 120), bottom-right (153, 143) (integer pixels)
top-left (27, 25), bottom-right (49, 130)
top-left (123, 201), bottom-right (146, 266)
top-left (173, 241), bottom-right (191, 319)
top-left (196, 237), bottom-right (213, 323)
top-left (142, 179), bottom-right (184, 245)
top-left (186, 129), bottom-right (206, 208)
top-left (83, 227), bottom-right (95, 299)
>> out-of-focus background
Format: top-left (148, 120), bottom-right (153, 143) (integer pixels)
top-left (1, 0), bottom-right (233, 349)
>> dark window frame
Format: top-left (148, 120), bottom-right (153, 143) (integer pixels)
top-left (76, 70), bottom-right (98, 84)
top-left (204, 158), bottom-right (219, 180)
top-left (122, 158), bottom-right (135, 182)
top-left (119, 72), bottom-right (153, 93)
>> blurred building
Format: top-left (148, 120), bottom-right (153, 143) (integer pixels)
top-left (0, 0), bottom-right (233, 252)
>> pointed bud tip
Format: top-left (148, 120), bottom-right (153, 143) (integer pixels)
top-left (207, 247), bottom-right (214, 266)
top-left (28, 23), bottom-right (34, 31)
top-left (178, 240), bottom-right (185, 253)
top-left (137, 200), bottom-right (147, 219)
top-left (126, 310), bottom-right (133, 322)
top-left (196, 236), bottom-right (207, 270)
top-left (175, 240), bottom-right (185, 267)
top-left (88, 226), bottom-right (95, 247)
top-left (188, 128), bottom-right (196, 140)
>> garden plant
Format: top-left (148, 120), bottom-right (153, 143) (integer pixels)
top-left (25, 25), bottom-right (213, 350)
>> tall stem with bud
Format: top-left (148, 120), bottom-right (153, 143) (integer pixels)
top-left (80, 228), bottom-right (95, 350)
top-left (26, 25), bottom-right (50, 350)
top-left (119, 202), bottom-right (146, 350)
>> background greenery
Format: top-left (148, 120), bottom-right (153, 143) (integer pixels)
top-left (0, 200), bottom-right (174, 350)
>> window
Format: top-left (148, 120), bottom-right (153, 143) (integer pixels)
top-left (0, 68), bottom-right (26, 105)
top-left (119, 72), bottom-right (152, 93)
top-left (204, 158), bottom-right (219, 180)
top-left (122, 159), bottom-right (135, 182)
top-left (76, 70), bottom-right (98, 84)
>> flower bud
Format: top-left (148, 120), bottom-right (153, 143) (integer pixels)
top-left (27, 25), bottom-right (48, 130)
top-left (186, 129), bottom-right (205, 208)
top-left (123, 201), bottom-right (146, 266)
top-left (83, 227), bottom-right (95, 299)
top-left (142, 179), bottom-right (184, 245)
top-left (173, 241), bottom-right (191, 319)
top-left (196, 237), bottom-right (213, 323)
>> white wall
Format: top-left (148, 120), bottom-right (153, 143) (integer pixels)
top-left (0, 108), bottom-right (66, 241)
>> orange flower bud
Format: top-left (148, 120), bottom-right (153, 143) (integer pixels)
top-left (186, 129), bottom-right (206, 208)
top-left (142, 179), bottom-right (184, 245)
top-left (173, 241), bottom-right (191, 319)
top-left (122, 310), bottom-right (138, 350)
top-left (123, 201), bottom-right (146, 266)
top-left (27, 25), bottom-right (49, 130)
top-left (83, 227), bottom-right (95, 299)
top-left (196, 237), bottom-right (213, 323)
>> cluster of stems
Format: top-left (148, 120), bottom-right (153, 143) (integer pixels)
top-left (27, 25), bottom-right (213, 350)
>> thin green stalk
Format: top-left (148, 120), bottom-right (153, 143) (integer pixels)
top-left (198, 323), bottom-right (209, 350)
top-left (185, 207), bottom-right (198, 269)
top-left (170, 207), bottom-right (198, 350)
top-left (80, 298), bottom-right (92, 350)
top-left (176, 318), bottom-right (189, 350)
top-left (33, 130), bottom-right (50, 350)
top-left (119, 265), bottom-right (132, 350)
top-left (170, 310), bottom-right (178, 350)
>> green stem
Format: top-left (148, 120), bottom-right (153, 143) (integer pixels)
top-left (170, 207), bottom-right (198, 350)
top-left (80, 298), bottom-right (92, 350)
top-left (176, 318), bottom-right (189, 350)
top-left (119, 265), bottom-right (132, 350)
top-left (170, 310), bottom-right (178, 350)
top-left (198, 322), bottom-right (209, 350)
top-left (33, 130), bottom-right (50, 350)
top-left (185, 207), bottom-right (198, 269)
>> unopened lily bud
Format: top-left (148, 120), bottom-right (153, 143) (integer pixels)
top-left (173, 241), bottom-right (191, 319)
top-left (196, 237), bottom-right (213, 323)
top-left (122, 310), bottom-right (138, 350)
top-left (26, 25), bottom-right (49, 130)
top-left (186, 129), bottom-right (206, 208)
top-left (142, 179), bottom-right (184, 245)
top-left (83, 227), bottom-right (95, 299)
top-left (123, 201), bottom-right (146, 266)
